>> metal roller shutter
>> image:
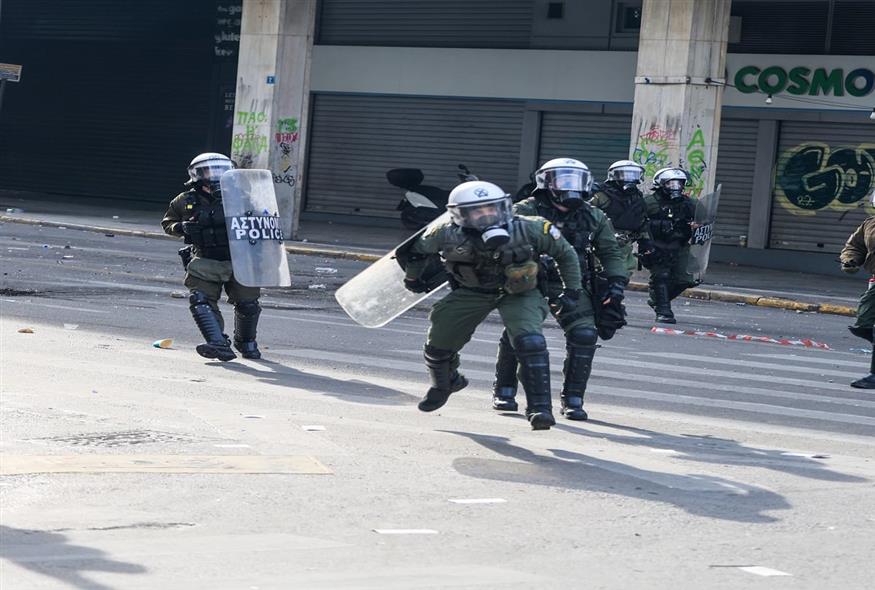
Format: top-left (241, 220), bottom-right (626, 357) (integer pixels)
top-left (770, 121), bottom-right (875, 253)
top-left (304, 94), bottom-right (525, 218)
top-left (0, 0), bottom-right (234, 204)
top-left (538, 112), bottom-right (633, 179)
top-left (712, 119), bottom-right (758, 246)
top-left (317, 0), bottom-right (533, 48)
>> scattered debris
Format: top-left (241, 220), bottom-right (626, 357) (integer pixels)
top-left (301, 425), bottom-right (325, 431)
top-left (62, 255), bottom-right (74, 259)
top-left (735, 302), bottom-right (746, 306)
top-left (5, 208), bottom-right (23, 213)
top-left (64, 324), bottom-right (79, 330)
top-left (170, 291), bottom-right (187, 299)
top-left (315, 267), bottom-right (338, 275)
top-left (17, 328), bottom-right (34, 334)
top-left (152, 338), bottom-right (173, 349)
top-left (243, 415), bottom-right (264, 419)
top-left (112, 215), bottom-right (120, 219)
top-left (308, 284), bottom-right (327, 290)
top-left (104, 233), bottom-right (115, 238)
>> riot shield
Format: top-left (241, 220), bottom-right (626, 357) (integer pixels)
top-left (335, 212), bottom-right (451, 328)
top-left (220, 169), bottom-right (292, 287)
top-left (687, 184), bottom-right (721, 281)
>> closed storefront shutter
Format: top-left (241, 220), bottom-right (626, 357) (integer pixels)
top-left (317, 0), bottom-right (533, 48)
top-left (712, 119), bottom-right (758, 246)
top-left (770, 121), bottom-right (875, 253)
top-left (304, 94), bottom-right (525, 218)
top-left (0, 0), bottom-right (236, 204)
top-left (538, 112), bottom-right (633, 179)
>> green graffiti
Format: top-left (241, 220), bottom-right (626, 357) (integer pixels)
top-left (632, 125), bottom-right (677, 179)
top-left (776, 143), bottom-right (875, 212)
top-left (684, 127), bottom-right (708, 198)
top-left (277, 118), bottom-right (298, 133)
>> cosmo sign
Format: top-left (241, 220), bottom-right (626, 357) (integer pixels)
top-left (725, 55), bottom-right (875, 109)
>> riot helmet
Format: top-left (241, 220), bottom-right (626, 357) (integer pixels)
top-left (188, 152), bottom-right (234, 193)
top-left (652, 167), bottom-right (689, 200)
top-left (447, 181), bottom-right (513, 248)
top-left (535, 158), bottom-right (593, 210)
top-left (607, 160), bottom-right (645, 191)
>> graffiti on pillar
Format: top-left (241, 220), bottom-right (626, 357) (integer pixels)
top-left (632, 126), bottom-right (678, 179)
top-left (232, 109), bottom-right (269, 160)
top-left (775, 142), bottom-right (875, 214)
top-left (214, 3), bottom-right (242, 58)
top-left (683, 127), bottom-right (708, 198)
top-left (273, 117), bottom-right (300, 187)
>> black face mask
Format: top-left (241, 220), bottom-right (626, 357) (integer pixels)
top-left (481, 226), bottom-right (510, 248)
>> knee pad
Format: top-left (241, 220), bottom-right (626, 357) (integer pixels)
top-left (424, 344), bottom-right (455, 363)
top-left (513, 333), bottom-right (547, 353)
top-left (189, 290), bottom-right (211, 307)
top-left (567, 326), bottom-right (598, 346)
top-left (235, 300), bottom-right (261, 317)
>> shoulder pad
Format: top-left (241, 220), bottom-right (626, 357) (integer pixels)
top-left (422, 221), bottom-right (450, 238)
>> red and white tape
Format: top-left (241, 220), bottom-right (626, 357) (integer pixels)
top-left (650, 326), bottom-right (830, 349)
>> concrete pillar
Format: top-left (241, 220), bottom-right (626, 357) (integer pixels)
top-left (629, 0), bottom-right (731, 198)
top-left (231, 0), bottom-right (316, 239)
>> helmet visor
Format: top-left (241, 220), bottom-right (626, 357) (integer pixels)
top-left (613, 167), bottom-right (643, 183)
top-left (451, 198), bottom-right (513, 231)
top-left (544, 168), bottom-right (589, 192)
top-left (664, 179), bottom-right (685, 192)
top-left (191, 161), bottom-right (233, 183)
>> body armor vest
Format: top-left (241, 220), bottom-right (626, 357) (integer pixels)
top-left (441, 219), bottom-right (535, 289)
top-left (598, 183), bottom-right (647, 232)
top-left (529, 198), bottom-right (597, 275)
top-left (185, 191), bottom-right (231, 260)
top-left (648, 192), bottom-right (695, 247)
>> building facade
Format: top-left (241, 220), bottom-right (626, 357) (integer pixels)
top-left (1, 0), bottom-right (873, 273)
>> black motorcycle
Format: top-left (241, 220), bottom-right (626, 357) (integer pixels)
top-left (387, 164), bottom-right (478, 230)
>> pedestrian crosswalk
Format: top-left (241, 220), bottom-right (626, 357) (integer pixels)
top-left (268, 310), bottom-right (873, 435)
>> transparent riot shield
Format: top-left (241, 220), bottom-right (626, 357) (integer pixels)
top-left (335, 212), bottom-right (451, 328)
top-left (220, 169), bottom-right (292, 287)
top-left (687, 184), bottom-right (721, 281)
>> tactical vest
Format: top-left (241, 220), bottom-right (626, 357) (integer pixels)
top-left (530, 199), bottom-right (596, 253)
top-left (598, 183), bottom-right (647, 232)
top-left (440, 220), bottom-right (535, 289)
top-left (648, 192), bottom-right (695, 246)
top-left (184, 191), bottom-right (231, 261)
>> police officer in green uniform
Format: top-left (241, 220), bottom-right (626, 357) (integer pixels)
top-left (642, 167), bottom-right (697, 324)
top-left (591, 160), bottom-right (654, 279)
top-left (840, 211), bottom-right (875, 388)
top-left (161, 153), bottom-right (262, 361)
top-left (403, 180), bottom-right (583, 430)
top-left (490, 158), bottom-right (627, 421)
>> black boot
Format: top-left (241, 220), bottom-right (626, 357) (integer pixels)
top-left (515, 333), bottom-right (555, 430)
top-left (848, 325), bottom-right (875, 343)
top-left (492, 330), bottom-right (519, 411)
top-left (851, 340), bottom-right (875, 389)
top-left (651, 281), bottom-right (676, 323)
top-left (561, 326), bottom-right (598, 421)
top-left (418, 345), bottom-right (468, 412)
top-left (189, 291), bottom-right (236, 362)
top-left (233, 300), bottom-right (262, 359)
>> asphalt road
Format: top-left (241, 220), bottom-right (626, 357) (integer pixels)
top-left (1, 223), bottom-right (873, 590)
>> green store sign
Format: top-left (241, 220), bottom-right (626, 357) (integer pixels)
top-left (734, 66), bottom-right (875, 97)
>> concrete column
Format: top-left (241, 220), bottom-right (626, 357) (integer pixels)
top-left (629, 0), bottom-right (731, 198)
top-left (231, 0), bottom-right (316, 239)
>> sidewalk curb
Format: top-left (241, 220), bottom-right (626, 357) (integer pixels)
top-left (1, 214), bottom-right (857, 318)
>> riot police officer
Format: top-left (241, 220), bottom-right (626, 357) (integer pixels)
top-left (403, 180), bottom-right (583, 430)
top-left (591, 160), bottom-right (653, 279)
top-left (490, 158), bottom-right (627, 421)
top-left (161, 153), bottom-right (262, 361)
top-left (642, 167), bottom-right (697, 324)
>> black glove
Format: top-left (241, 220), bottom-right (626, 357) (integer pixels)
top-left (403, 277), bottom-right (430, 293)
top-left (637, 238), bottom-right (655, 256)
top-left (602, 279), bottom-right (626, 304)
top-left (550, 289), bottom-right (581, 316)
top-left (181, 221), bottom-right (196, 236)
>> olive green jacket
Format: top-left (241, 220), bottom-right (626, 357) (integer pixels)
top-left (841, 216), bottom-right (875, 274)
top-left (514, 198), bottom-right (627, 281)
top-left (406, 216), bottom-right (583, 292)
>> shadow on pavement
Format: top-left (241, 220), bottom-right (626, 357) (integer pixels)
top-left (0, 525), bottom-right (147, 590)
top-left (213, 357), bottom-right (419, 405)
top-left (442, 431), bottom-right (791, 524)
top-left (557, 420), bottom-right (868, 483)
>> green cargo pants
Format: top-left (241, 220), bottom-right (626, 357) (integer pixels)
top-left (184, 257), bottom-right (261, 328)
top-left (646, 246), bottom-right (696, 299)
top-left (427, 287), bottom-right (549, 352)
top-left (854, 277), bottom-right (875, 330)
